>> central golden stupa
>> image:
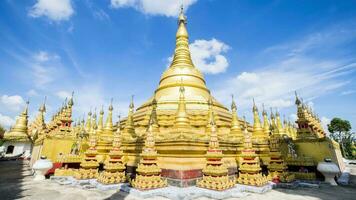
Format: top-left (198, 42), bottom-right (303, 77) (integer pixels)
top-left (120, 9), bottom-right (240, 186)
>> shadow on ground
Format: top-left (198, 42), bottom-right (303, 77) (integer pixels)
top-left (273, 173), bottom-right (356, 200)
top-left (0, 160), bottom-right (31, 200)
top-left (103, 184), bottom-right (130, 200)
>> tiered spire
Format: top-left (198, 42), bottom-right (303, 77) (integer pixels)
top-left (123, 96), bottom-right (135, 139)
top-left (29, 97), bottom-right (47, 141)
top-left (97, 106), bottom-right (104, 135)
top-left (275, 110), bottom-right (285, 135)
top-left (75, 123), bottom-right (99, 180)
top-left (85, 111), bottom-right (92, 133)
top-left (169, 5), bottom-right (193, 69)
top-left (252, 99), bottom-right (264, 138)
top-left (174, 82), bottom-right (190, 129)
top-left (103, 99), bottom-right (114, 137)
top-left (236, 116), bottom-right (269, 186)
top-left (131, 106), bottom-right (167, 190)
top-left (197, 108), bottom-right (235, 190)
top-left (97, 103), bottom-right (126, 184)
top-left (262, 104), bottom-right (270, 136)
top-left (270, 108), bottom-right (277, 134)
top-left (230, 95), bottom-right (243, 141)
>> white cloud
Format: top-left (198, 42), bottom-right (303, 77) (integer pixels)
top-left (0, 113), bottom-right (15, 128)
top-left (33, 51), bottom-right (59, 62)
top-left (30, 51), bottom-right (62, 88)
top-left (31, 65), bottom-right (57, 87)
top-left (55, 90), bottom-right (72, 100)
top-left (111, 0), bottom-right (198, 17)
top-left (29, 0), bottom-right (74, 21)
top-left (341, 90), bottom-right (355, 96)
top-left (27, 89), bottom-right (39, 97)
top-left (214, 23), bottom-right (356, 112)
top-left (1, 95), bottom-right (25, 111)
top-left (321, 116), bottom-right (331, 134)
top-left (190, 38), bottom-right (230, 74)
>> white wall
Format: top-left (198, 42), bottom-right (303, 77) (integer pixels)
top-left (3, 141), bottom-right (32, 158)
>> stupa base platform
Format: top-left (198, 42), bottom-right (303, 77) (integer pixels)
top-left (50, 177), bottom-right (273, 199)
top-left (120, 183), bottom-right (249, 200)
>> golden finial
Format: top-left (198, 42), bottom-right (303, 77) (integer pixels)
top-left (39, 96), bottom-right (46, 113)
top-left (262, 103), bottom-right (267, 116)
top-left (295, 91), bottom-right (301, 105)
top-left (129, 95), bottom-right (134, 109)
top-left (68, 91), bottom-right (74, 107)
top-left (270, 107), bottom-right (275, 119)
top-left (178, 4), bottom-right (186, 25)
top-left (104, 99), bottom-right (114, 133)
top-left (100, 105), bottom-right (104, 115)
top-left (109, 98), bottom-right (113, 111)
top-left (231, 94), bottom-right (237, 111)
top-left (252, 98), bottom-right (258, 112)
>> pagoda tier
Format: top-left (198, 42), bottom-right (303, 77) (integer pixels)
top-left (75, 125), bottom-right (99, 180)
top-left (237, 119), bottom-right (269, 186)
top-left (97, 121), bottom-right (126, 184)
top-left (197, 106), bottom-right (235, 191)
top-left (131, 100), bottom-right (167, 190)
top-left (237, 149), bottom-right (269, 186)
top-left (268, 134), bottom-right (294, 183)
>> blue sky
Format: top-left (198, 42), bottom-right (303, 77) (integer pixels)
top-left (0, 0), bottom-right (355, 132)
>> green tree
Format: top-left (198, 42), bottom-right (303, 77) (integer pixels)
top-left (0, 124), bottom-right (6, 139)
top-left (328, 118), bottom-right (354, 158)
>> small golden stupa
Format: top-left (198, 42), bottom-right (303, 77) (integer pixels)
top-left (97, 114), bottom-right (126, 184)
top-left (236, 117), bottom-right (269, 186)
top-left (196, 97), bottom-right (235, 190)
top-left (131, 98), bottom-right (168, 190)
top-left (75, 115), bottom-right (100, 180)
top-left (268, 110), bottom-right (294, 182)
top-left (4, 101), bottom-right (30, 142)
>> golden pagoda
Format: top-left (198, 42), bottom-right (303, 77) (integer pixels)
top-left (131, 99), bottom-right (168, 190)
top-left (4, 101), bottom-right (30, 142)
top-left (28, 97), bottom-right (47, 142)
top-left (268, 110), bottom-right (294, 183)
top-left (236, 117), bottom-right (269, 186)
top-left (196, 102), bottom-right (235, 190)
top-left (25, 5), bottom-right (345, 190)
top-left (96, 100), bottom-right (115, 162)
top-left (295, 92), bottom-right (325, 139)
top-left (97, 116), bottom-right (126, 184)
top-left (75, 119), bottom-right (100, 180)
top-left (229, 95), bottom-right (244, 143)
top-left (251, 100), bottom-right (270, 165)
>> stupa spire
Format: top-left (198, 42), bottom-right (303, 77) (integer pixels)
top-left (169, 4), bottom-right (194, 69)
top-left (104, 98), bottom-right (114, 133)
top-left (275, 109), bottom-right (284, 134)
top-left (85, 110), bottom-right (92, 132)
top-left (262, 104), bottom-right (270, 136)
top-left (39, 96), bottom-right (47, 113)
top-left (123, 95), bottom-right (135, 139)
top-left (97, 106), bottom-right (104, 134)
top-left (230, 95), bottom-right (243, 140)
top-left (174, 81), bottom-right (190, 128)
top-left (252, 99), bottom-right (264, 138)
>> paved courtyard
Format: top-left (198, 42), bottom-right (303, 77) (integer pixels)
top-left (0, 160), bottom-right (355, 200)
